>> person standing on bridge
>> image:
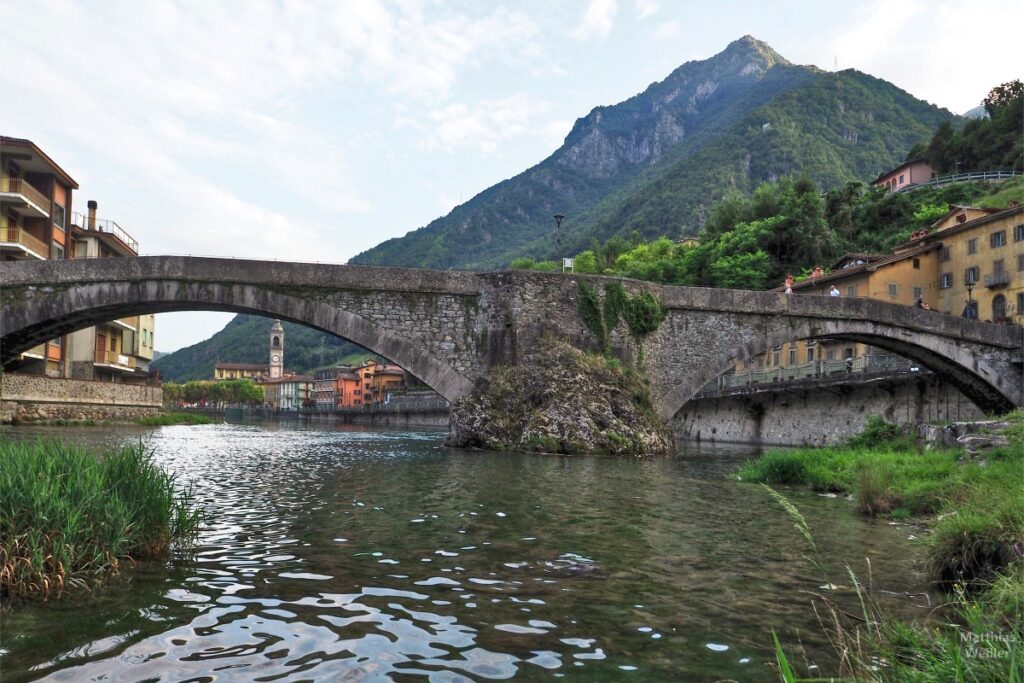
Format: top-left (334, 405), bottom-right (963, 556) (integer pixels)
top-left (829, 285), bottom-right (840, 297)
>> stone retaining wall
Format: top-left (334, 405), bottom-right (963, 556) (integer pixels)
top-left (1, 372), bottom-right (163, 423)
top-left (675, 374), bottom-right (984, 447)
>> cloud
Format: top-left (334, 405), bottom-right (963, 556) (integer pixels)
top-left (574, 0), bottom-right (618, 41)
top-left (654, 21), bottom-right (681, 40)
top-left (635, 0), bottom-right (659, 19)
top-left (396, 95), bottom-right (552, 155)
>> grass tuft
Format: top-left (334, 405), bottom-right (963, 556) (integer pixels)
top-left (0, 439), bottom-right (204, 602)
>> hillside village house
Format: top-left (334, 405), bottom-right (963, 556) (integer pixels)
top-left (2, 136), bottom-right (155, 382)
top-left (872, 158), bottom-right (935, 193)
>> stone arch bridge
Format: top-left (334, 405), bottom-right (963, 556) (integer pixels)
top-left (2, 256), bottom-right (1021, 417)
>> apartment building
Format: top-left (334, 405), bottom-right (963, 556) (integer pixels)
top-left (66, 201), bottom-right (154, 382)
top-left (1, 136), bottom-right (79, 376)
top-left (357, 360), bottom-right (406, 406)
top-left (263, 375), bottom-right (313, 411)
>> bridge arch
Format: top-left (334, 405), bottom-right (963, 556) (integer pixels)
top-left (657, 313), bottom-right (1020, 420)
top-left (0, 275), bottom-right (477, 403)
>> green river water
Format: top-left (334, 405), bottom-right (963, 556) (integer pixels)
top-left (0, 422), bottom-right (933, 681)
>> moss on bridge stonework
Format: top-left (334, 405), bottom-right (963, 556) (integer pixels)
top-left (445, 338), bottom-right (674, 456)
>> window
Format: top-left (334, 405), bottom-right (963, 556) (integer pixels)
top-left (912, 258), bottom-right (920, 269)
top-left (965, 266), bottom-right (979, 284)
top-left (48, 336), bottom-right (62, 348)
top-left (888, 283), bottom-right (898, 298)
top-left (899, 174), bottom-right (905, 184)
top-left (913, 286), bottom-right (923, 301)
top-left (826, 349), bottom-right (835, 361)
top-left (940, 246), bottom-right (951, 262)
top-left (844, 347), bottom-right (855, 359)
top-left (788, 347), bottom-right (796, 365)
top-left (773, 351), bottom-right (780, 366)
top-left (1018, 254), bottom-right (1024, 272)
top-left (52, 203), bottom-right (66, 230)
top-left (991, 231), bottom-right (1006, 248)
top-left (967, 238), bottom-right (977, 254)
top-left (109, 335), bottom-right (116, 351)
top-left (807, 347), bottom-right (815, 362)
top-left (1015, 224), bottom-right (1024, 242)
top-left (993, 294), bottom-right (1006, 321)
top-left (993, 259), bottom-right (1004, 273)
top-left (846, 285), bottom-right (857, 297)
top-left (940, 273), bottom-right (953, 288)
top-left (957, 214), bottom-right (967, 224)
top-left (51, 243), bottom-right (64, 260)
top-left (1018, 292), bottom-right (1024, 317)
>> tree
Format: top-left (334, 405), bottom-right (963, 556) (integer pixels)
top-left (983, 79), bottom-right (1024, 116)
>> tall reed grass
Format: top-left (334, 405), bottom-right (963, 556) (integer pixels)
top-left (135, 412), bottom-right (216, 426)
top-left (0, 439), bottom-right (203, 601)
top-left (765, 487), bottom-right (1023, 682)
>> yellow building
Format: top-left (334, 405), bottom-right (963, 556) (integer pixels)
top-left (214, 363), bottom-right (268, 380)
top-left (731, 203), bottom-right (1024, 382)
top-left (927, 205), bottom-right (1023, 322)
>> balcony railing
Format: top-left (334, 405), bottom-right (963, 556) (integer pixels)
top-left (984, 270), bottom-right (1011, 288)
top-left (0, 175), bottom-right (50, 215)
top-left (894, 170), bottom-right (1022, 194)
top-left (95, 349), bottom-right (136, 369)
top-left (0, 224), bottom-right (49, 258)
top-left (71, 211), bottom-right (139, 254)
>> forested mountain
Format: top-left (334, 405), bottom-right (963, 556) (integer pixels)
top-left (351, 36), bottom-right (954, 270)
top-left (152, 315), bottom-right (368, 382)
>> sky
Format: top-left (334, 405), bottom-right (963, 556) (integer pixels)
top-left (3, 0), bottom-right (1021, 353)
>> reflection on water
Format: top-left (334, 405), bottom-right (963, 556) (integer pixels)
top-left (0, 423), bottom-right (930, 681)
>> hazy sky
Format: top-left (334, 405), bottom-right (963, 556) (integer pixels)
top-left (3, 0), bottom-right (1020, 353)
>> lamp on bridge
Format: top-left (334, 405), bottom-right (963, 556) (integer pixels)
top-left (964, 272), bottom-right (978, 320)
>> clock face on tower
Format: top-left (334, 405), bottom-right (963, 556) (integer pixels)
top-left (272, 354), bottom-right (280, 363)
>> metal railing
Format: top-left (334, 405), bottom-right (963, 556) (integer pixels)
top-left (71, 211), bottom-right (139, 253)
top-left (0, 175), bottom-right (50, 213)
top-left (984, 270), bottom-right (1011, 288)
top-left (0, 223), bottom-right (49, 257)
top-left (712, 353), bottom-right (916, 392)
top-left (94, 349), bottom-right (136, 369)
top-left (894, 170), bottom-right (1021, 193)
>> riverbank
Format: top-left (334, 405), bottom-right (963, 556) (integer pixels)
top-left (0, 440), bottom-right (203, 602)
top-left (739, 413), bottom-right (1023, 680)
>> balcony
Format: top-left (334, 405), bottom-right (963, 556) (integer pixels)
top-left (71, 211), bottom-right (139, 255)
top-left (0, 175), bottom-right (50, 218)
top-left (984, 270), bottom-right (1011, 288)
top-left (0, 222), bottom-right (49, 259)
top-left (94, 349), bottom-right (137, 371)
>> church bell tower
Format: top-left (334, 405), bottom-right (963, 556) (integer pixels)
top-left (269, 320), bottom-right (284, 379)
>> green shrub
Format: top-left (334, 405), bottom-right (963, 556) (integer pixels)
top-left (0, 440), bottom-right (203, 601)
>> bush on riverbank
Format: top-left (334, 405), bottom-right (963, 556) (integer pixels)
top-left (0, 440), bottom-right (203, 601)
top-left (738, 413), bottom-right (1024, 587)
top-left (135, 412), bottom-right (216, 426)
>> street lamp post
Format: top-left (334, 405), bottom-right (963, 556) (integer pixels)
top-left (965, 274), bottom-right (976, 319)
top-left (553, 214), bottom-right (564, 263)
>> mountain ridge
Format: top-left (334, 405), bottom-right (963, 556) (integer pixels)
top-left (351, 36), bottom-right (953, 269)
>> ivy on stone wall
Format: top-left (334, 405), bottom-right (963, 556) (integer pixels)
top-left (576, 280), bottom-right (607, 350)
top-left (576, 279), bottom-right (666, 355)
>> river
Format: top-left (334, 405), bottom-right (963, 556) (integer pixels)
top-left (0, 422), bottom-right (932, 681)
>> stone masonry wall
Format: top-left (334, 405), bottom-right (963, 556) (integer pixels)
top-left (674, 375), bottom-right (985, 447)
top-left (1, 373), bottom-right (162, 407)
top-left (9, 402), bottom-right (162, 423)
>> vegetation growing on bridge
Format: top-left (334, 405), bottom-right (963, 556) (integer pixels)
top-left (0, 440), bottom-right (203, 602)
top-left (576, 280), bottom-right (666, 356)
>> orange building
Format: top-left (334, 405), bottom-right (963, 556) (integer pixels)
top-left (335, 371), bottom-right (362, 408)
top-left (357, 359), bottom-right (407, 406)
